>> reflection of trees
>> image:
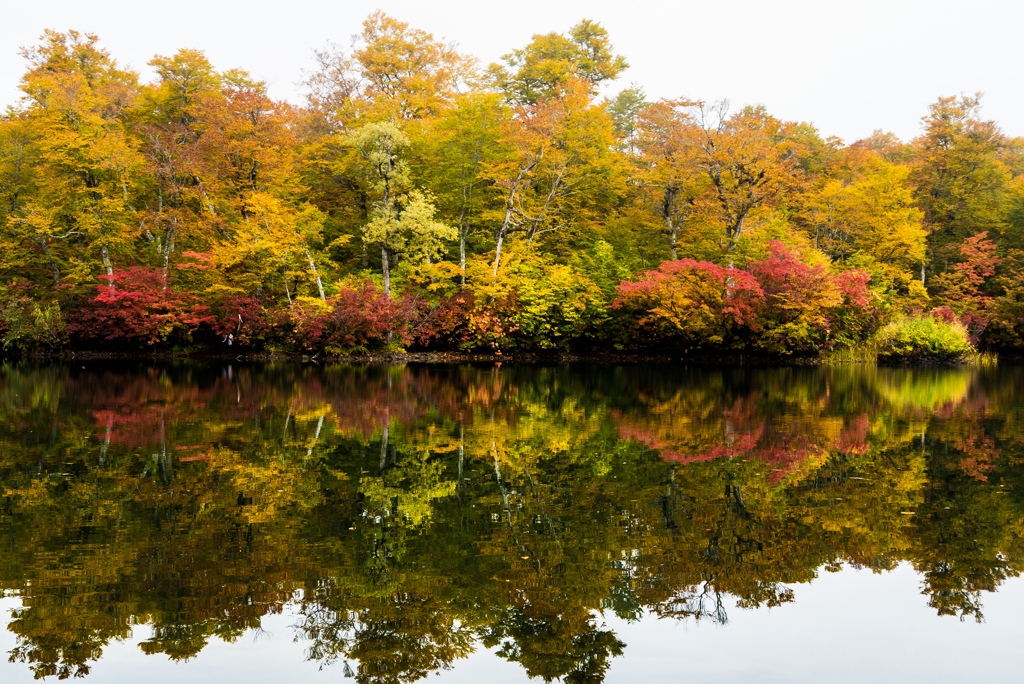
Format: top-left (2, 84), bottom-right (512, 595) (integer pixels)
top-left (481, 610), bottom-right (624, 684)
top-left (0, 361), bottom-right (1023, 679)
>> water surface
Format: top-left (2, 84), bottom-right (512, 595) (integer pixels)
top-left (1, 362), bottom-right (1022, 682)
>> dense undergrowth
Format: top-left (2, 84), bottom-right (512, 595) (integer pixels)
top-left (0, 239), bottom-right (998, 364)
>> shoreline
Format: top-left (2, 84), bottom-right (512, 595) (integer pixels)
top-left (0, 348), bottom-right (1002, 366)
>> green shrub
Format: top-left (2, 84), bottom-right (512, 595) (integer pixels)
top-left (874, 314), bottom-right (975, 364)
top-left (1, 295), bottom-right (67, 352)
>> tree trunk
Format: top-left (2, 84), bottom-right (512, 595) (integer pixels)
top-left (34, 237), bottom-right (60, 287)
top-left (458, 423), bottom-right (465, 489)
top-left (381, 245), bottom-right (391, 297)
top-left (161, 219), bottom-right (177, 292)
top-left (100, 243), bottom-right (113, 278)
top-left (305, 413), bottom-right (325, 463)
top-left (460, 231), bottom-right (466, 288)
top-left (493, 162), bottom-right (535, 276)
top-left (379, 421), bottom-right (390, 472)
top-left (726, 214), bottom-right (746, 252)
top-left (306, 247), bottom-right (326, 301)
top-left (493, 230), bottom-right (506, 277)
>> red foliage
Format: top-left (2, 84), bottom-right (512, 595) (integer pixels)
top-left (613, 258), bottom-right (764, 349)
top-left (175, 251), bottom-right (215, 270)
top-left (952, 435), bottom-right (999, 482)
top-left (212, 295), bottom-right (287, 349)
top-left (65, 267), bottom-right (214, 346)
top-left (830, 267), bottom-right (879, 343)
top-left (291, 280), bottom-right (427, 351)
top-left (945, 232), bottom-right (1000, 299)
top-left (834, 269), bottom-right (872, 308)
top-left (931, 232), bottom-right (1001, 344)
top-left (928, 305), bottom-right (959, 325)
top-left (414, 290), bottom-right (519, 352)
top-left (746, 242), bottom-right (876, 353)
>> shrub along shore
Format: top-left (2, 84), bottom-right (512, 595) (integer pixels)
top-left (1, 249), bottom-right (986, 365)
top-left (2, 17), bottom-right (1023, 363)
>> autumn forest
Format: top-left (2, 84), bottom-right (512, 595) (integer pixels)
top-left (2, 13), bottom-right (1024, 357)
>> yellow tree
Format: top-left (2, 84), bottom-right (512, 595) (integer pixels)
top-left (487, 19), bottom-right (627, 106)
top-left (910, 94), bottom-right (1010, 273)
top-left (136, 48), bottom-right (224, 289)
top-left (304, 11), bottom-right (476, 126)
top-left (348, 122), bottom-right (455, 296)
top-left (413, 92), bottom-right (507, 285)
top-left (187, 73), bottom-right (332, 303)
top-left (0, 114), bottom-right (58, 285)
top-left (484, 78), bottom-right (618, 275)
top-left (839, 163), bottom-right (926, 265)
top-left (686, 102), bottom-right (803, 255)
top-left (806, 155), bottom-right (925, 264)
top-left (235, 193), bottom-right (329, 302)
top-left (13, 31), bottom-right (144, 286)
top-left (633, 99), bottom-right (711, 260)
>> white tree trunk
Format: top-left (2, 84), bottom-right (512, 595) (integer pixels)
top-left (306, 247), bottom-right (326, 301)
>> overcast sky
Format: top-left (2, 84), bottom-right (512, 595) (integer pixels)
top-left (2, 0), bottom-right (1020, 144)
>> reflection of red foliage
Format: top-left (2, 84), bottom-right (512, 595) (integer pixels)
top-left (834, 414), bottom-right (870, 457)
top-left (700, 433), bottom-right (761, 462)
top-left (611, 418), bottom-right (733, 464)
top-left (929, 393), bottom-right (1002, 481)
top-left (76, 365), bottom-right (516, 453)
top-left (92, 409), bottom-right (169, 450)
top-left (613, 398), bottom-right (871, 484)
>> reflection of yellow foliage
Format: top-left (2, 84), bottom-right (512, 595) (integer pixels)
top-left (360, 452), bottom-right (457, 526)
top-left (873, 367), bottom-right (973, 411)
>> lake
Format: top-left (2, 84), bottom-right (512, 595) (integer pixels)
top-left (1, 361), bottom-right (1022, 683)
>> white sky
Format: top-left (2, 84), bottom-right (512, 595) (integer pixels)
top-left (2, 0), bottom-right (1021, 144)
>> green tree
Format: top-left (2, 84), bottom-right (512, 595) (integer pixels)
top-left (348, 122), bottom-right (455, 296)
top-left (487, 19), bottom-right (627, 105)
top-left (910, 94), bottom-right (1010, 277)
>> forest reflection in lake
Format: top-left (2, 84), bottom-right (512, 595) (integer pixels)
top-left (1, 361), bottom-right (1023, 682)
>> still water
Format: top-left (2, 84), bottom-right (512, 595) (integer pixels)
top-left (0, 361), bottom-right (1022, 682)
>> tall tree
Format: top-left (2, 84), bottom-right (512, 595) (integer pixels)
top-left (414, 92), bottom-right (507, 285)
top-left (136, 48), bottom-right (223, 288)
top-left (487, 19), bottom-right (627, 105)
top-left (910, 94), bottom-right (1010, 275)
top-left (348, 122), bottom-right (455, 296)
top-left (633, 99), bottom-right (709, 259)
top-left (687, 102), bottom-right (803, 256)
top-left (485, 78), bottom-right (618, 275)
top-left (803, 151), bottom-right (925, 271)
top-left (13, 30), bottom-right (143, 285)
top-left (304, 11), bottom-right (476, 125)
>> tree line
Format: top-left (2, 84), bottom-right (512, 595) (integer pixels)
top-left (2, 13), bottom-right (1023, 355)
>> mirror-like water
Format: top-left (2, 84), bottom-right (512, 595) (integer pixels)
top-left (1, 362), bottom-right (1022, 683)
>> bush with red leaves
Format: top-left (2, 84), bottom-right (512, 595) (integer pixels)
top-left (291, 280), bottom-right (427, 352)
top-left (66, 267), bottom-right (214, 347)
top-left (612, 258), bottom-right (764, 351)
